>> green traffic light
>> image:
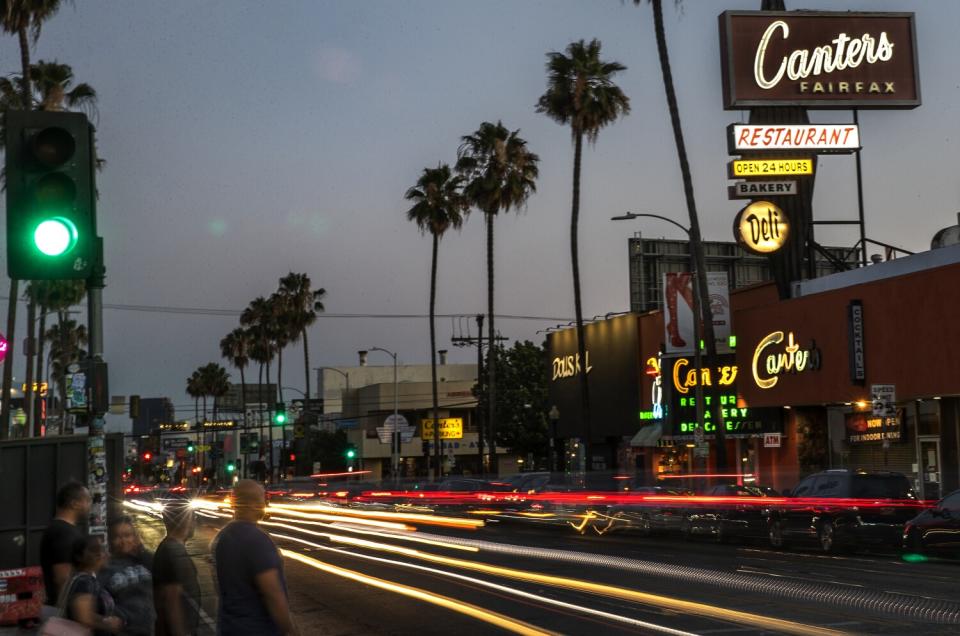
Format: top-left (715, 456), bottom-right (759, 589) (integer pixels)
top-left (226, 463), bottom-right (236, 473)
top-left (187, 444), bottom-right (194, 452)
top-left (274, 412), bottom-right (286, 425)
top-left (346, 449), bottom-right (356, 459)
top-left (34, 217), bottom-right (78, 256)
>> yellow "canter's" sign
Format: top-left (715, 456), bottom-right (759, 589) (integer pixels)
top-left (421, 418), bottom-right (464, 439)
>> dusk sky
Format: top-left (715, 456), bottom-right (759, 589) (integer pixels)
top-left (0, 0), bottom-right (956, 427)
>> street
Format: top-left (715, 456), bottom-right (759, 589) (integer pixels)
top-left (138, 500), bottom-right (960, 635)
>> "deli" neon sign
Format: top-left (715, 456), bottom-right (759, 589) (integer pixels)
top-left (752, 331), bottom-right (822, 389)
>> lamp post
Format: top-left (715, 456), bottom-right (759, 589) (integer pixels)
top-left (362, 347), bottom-right (399, 484)
top-left (315, 367), bottom-right (350, 414)
top-left (611, 212), bottom-right (725, 472)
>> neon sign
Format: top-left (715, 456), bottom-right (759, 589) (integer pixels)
top-left (671, 357), bottom-right (738, 395)
top-left (0, 333), bottom-right (7, 364)
top-left (645, 354), bottom-right (664, 420)
top-left (551, 351), bottom-right (592, 381)
top-left (752, 331), bottom-right (822, 389)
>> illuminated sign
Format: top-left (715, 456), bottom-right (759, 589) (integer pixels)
top-left (420, 418), bottom-right (464, 440)
top-left (0, 333), bottom-right (7, 363)
top-left (551, 351), bottom-right (592, 381)
top-left (751, 331), bottom-right (822, 389)
top-left (729, 180), bottom-right (797, 199)
top-left (719, 12), bottom-right (920, 109)
top-left (159, 422), bottom-right (191, 432)
top-left (729, 124), bottom-right (859, 153)
top-left (674, 393), bottom-right (769, 436)
top-left (645, 354), bottom-right (664, 420)
top-left (202, 420), bottom-right (236, 430)
top-left (846, 411), bottom-right (903, 444)
top-left (729, 159), bottom-right (813, 178)
top-left (20, 381), bottom-right (49, 396)
top-left (734, 201), bottom-right (790, 255)
top-left (671, 357), bottom-right (737, 395)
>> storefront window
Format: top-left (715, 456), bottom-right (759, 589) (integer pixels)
top-left (916, 399), bottom-right (941, 436)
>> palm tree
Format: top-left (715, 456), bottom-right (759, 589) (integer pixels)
top-left (277, 273), bottom-right (326, 402)
top-left (456, 122), bottom-right (539, 474)
top-left (201, 362), bottom-right (230, 420)
top-left (267, 292), bottom-right (290, 403)
top-left (186, 371), bottom-right (202, 426)
top-left (242, 296), bottom-right (277, 405)
top-left (0, 0), bottom-right (66, 439)
top-left (634, 0), bottom-right (727, 470)
top-left (220, 327), bottom-right (251, 421)
top-left (537, 38), bottom-right (630, 463)
top-left (405, 163), bottom-right (467, 477)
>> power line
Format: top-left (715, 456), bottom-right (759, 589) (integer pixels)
top-left (0, 297), bottom-right (571, 322)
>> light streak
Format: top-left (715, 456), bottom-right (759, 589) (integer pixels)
top-left (318, 535), bottom-right (845, 636)
top-left (278, 547), bottom-right (551, 636)
top-left (262, 518), bottom-right (479, 553)
top-left (309, 470), bottom-right (372, 478)
top-left (267, 502), bottom-right (484, 529)
top-left (266, 506), bottom-right (413, 531)
top-left (273, 533), bottom-right (696, 636)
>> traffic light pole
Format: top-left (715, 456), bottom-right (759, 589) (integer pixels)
top-left (86, 238), bottom-right (108, 539)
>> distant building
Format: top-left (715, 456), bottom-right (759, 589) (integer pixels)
top-left (628, 234), bottom-right (858, 314)
top-left (132, 397), bottom-right (175, 436)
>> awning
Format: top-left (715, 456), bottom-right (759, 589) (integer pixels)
top-left (630, 423), bottom-right (663, 447)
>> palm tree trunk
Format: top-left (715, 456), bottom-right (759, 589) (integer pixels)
top-left (277, 347), bottom-right (284, 403)
top-left (429, 232), bottom-right (441, 478)
top-left (34, 308), bottom-right (47, 437)
top-left (570, 131), bottom-right (591, 469)
top-left (24, 300), bottom-right (36, 436)
top-left (240, 365), bottom-right (247, 478)
top-left (485, 211), bottom-right (497, 475)
top-left (302, 328), bottom-right (311, 401)
top-left (17, 26), bottom-right (31, 107)
top-left (651, 0), bottom-right (725, 472)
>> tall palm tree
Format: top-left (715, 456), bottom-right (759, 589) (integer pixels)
top-left (634, 0), bottom-right (726, 470)
top-left (405, 163), bottom-right (467, 477)
top-left (186, 370), bottom-right (204, 470)
top-left (537, 38), bottom-right (630, 463)
top-left (242, 296), bottom-right (276, 404)
top-left (220, 327), bottom-right (251, 421)
top-left (457, 122), bottom-right (539, 474)
top-left (0, 0), bottom-right (66, 439)
top-left (267, 292), bottom-right (291, 403)
top-left (277, 273), bottom-right (326, 401)
top-left (201, 362), bottom-right (230, 420)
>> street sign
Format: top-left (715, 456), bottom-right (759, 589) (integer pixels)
top-left (763, 433), bottom-right (782, 448)
top-left (728, 180), bottom-right (797, 199)
top-left (377, 413), bottom-right (415, 443)
top-left (65, 372), bottom-right (87, 413)
top-left (162, 437), bottom-right (192, 450)
top-left (871, 384), bottom-right (896, 418)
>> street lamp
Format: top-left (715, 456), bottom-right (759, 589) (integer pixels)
top-left (611, 211), bottom-right (725, 471)
top-left (315, 367), bottom-right (350, 413)
top-left (361, 347), bottom-right (400, 483)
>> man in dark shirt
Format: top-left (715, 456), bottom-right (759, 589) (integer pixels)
top-left (40, 481), bottom-right (91, 605)
top-left (214, 480), bottom-right (297, 636)
top-left (153, 500), bottom-right (200, 636)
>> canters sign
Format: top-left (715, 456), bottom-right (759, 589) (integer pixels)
top-left (734, 201), bottom-right (789, 255)
top-left (751, 331), bottom-right (822, 390)
top-left (719, 11), bottom-right (920, 109)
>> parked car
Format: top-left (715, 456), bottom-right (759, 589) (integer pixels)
top-left (596, 486), bottom-right (692, 535)
top-left (681, 484), bottom-right (778, 543)
top-left (768, 469), bottom-right (923, 553)
top-left (903, 489), bottom-right (960, 557)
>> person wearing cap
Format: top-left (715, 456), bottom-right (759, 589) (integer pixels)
top-left (153, 500), bottom-right (200, 636)
top-left (213, 479), bottom-right (297, 636)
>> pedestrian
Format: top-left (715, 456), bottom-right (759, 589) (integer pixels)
top-left (64, 535), bottom-right (124, 635)
top-left (100, 515), bottom-right (155, 635)
top-left (214, 479), bottom-right (297, 636)
top-left (153, 500), bottom-right (201, 636)
top-left (40, 481), bottom-right (92, 606)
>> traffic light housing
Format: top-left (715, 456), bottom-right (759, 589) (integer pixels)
top-left (129, 395), bottom-right (140, 419)
top-left (142, 452), bottom-right (152, 462)
top-left (273, 402), bottom-right (286, 426)
top-left (226, 462), bottom-right (236, 473)
top-left (4, 110), bottom-right (95, 279)
top-left (345, 446), bottom-right (356, 460)
top-left (186, 443), bottom-right (195, 453)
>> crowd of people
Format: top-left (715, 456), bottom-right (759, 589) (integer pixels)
top-left (37, 480), bottom-right (298, 635)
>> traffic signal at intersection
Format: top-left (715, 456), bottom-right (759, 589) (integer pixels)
top-left (4, 110), bottom-right (95, 279)
top-left (273, 402), bottom-right (286, 426)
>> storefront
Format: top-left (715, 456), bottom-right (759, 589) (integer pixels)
top-left (734, 246), bottom-right (960, 497)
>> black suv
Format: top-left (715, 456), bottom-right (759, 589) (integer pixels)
top-left (768, 469), bottom-right (923, 552)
